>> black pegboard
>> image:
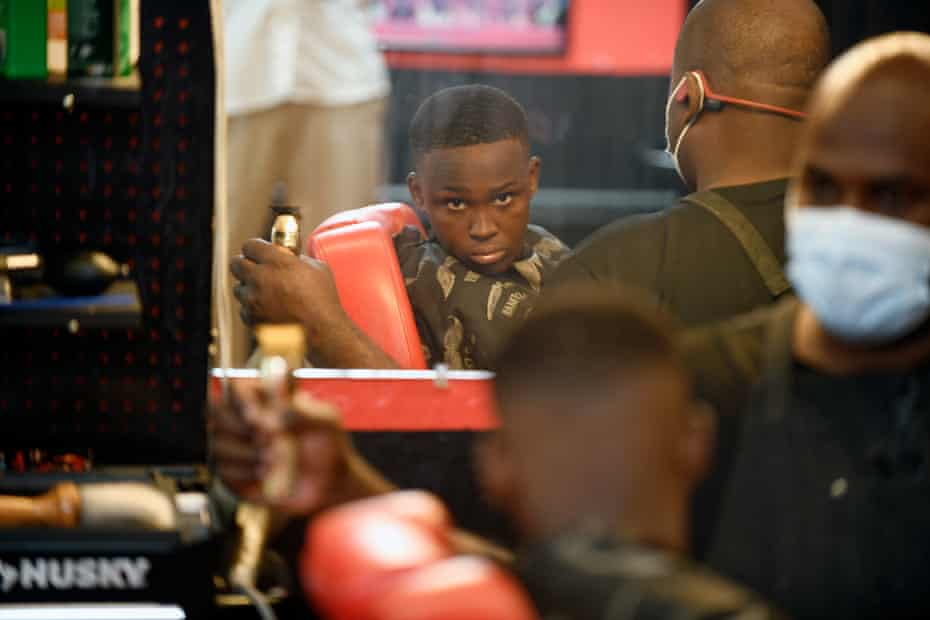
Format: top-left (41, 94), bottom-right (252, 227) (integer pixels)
top-left (0, 2), bottom-right (215, 465)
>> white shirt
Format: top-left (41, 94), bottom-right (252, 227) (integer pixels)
top-left (224, 0), bottom-right (390, 116)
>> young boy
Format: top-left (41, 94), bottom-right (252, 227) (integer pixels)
top-left (230, 85), bottom-right (566, 370)
top-left (398, 84), bottom-right (568, 369)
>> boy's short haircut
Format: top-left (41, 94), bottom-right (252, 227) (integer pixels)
top-left (493, 286), bottom-right (682, 412)
top-left (409, 84), bottom-right (530, 160)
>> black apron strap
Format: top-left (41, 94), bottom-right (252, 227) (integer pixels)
top-left (682, 191), bottom-right (791, 298)
top-left (761, 298), bottom-right (802, 422)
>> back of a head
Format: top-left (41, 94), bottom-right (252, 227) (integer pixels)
top-left (674, 0), bottom-right (830, 107)
top-left (488, 287), bottom-right (693, 540)
top-left (408, 84), bottom-right (529, 163)
top-left (493, 286), bottom-right (682, 415)
top-left (805, 32), bottom-right (930, 126)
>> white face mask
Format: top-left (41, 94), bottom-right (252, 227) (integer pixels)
top-left (664, 75), bottom-right (702, 187)
top-left (786, 206), bottom-right (930, 345)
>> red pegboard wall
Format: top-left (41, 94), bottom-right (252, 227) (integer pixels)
top-left (0, 2), bottom-right (215, 465)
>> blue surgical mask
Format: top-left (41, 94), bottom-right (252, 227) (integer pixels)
top-left (786, 206), bottom-right (930, 345)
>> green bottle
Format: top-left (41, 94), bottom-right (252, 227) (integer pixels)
top-left (0, 0), bottom-right (48, 79)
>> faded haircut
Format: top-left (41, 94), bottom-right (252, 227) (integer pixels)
top-left (409, 84), bottom-right (529, 161)
top-left (492, 285), bottom-right (683, 412)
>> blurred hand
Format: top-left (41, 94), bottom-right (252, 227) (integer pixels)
top-left (209, 378), bottom-right (354, 515)
top-left (230, 239), bottom-right (344, 333)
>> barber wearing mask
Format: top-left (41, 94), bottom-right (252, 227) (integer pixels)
top-left (686, 32), bottom-right (930, 620)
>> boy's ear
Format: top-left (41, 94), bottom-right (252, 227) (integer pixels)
top-left (528, 156), bottom-right (541, 197)
top-left (407, 172), bottom-right (424, 211)
top-left (473, 431), bottom-right (517, 512)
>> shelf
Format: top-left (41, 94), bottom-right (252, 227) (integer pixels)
top-left (0, 280), bottom-right (142, 329)
top-left (0, 71), bottom-right (142, 109)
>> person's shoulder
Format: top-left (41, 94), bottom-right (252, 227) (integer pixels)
top-left (525, 224), bottom-right (570, 263)
top-left (652, 561), bottom-right (788, 619)
top-left (681, 297), bottom-right (800, 416)
top-left (682, 297), bottom-right (798, 362)
top-left (575, 209), bottom-right (670, 251)
top-left (518, 534), bottom-right (785, 620)
top-left (394, 227), bottom-right (446, 282)
top-left (525, 223), bottom-right (567, 247)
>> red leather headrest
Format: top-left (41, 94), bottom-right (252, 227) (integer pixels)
top-left (313, 203), bottom-right (427, 240)
top-left (308, 220), bottom-right (427, 369)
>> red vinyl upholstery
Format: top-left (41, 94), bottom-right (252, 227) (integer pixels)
top-left (307, 203), bottom-right (427, 369)
top-left (314, 202), bottom-right (427, 239)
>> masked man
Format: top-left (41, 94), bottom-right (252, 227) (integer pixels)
top-left (689, 32), bottom-right (930, 620)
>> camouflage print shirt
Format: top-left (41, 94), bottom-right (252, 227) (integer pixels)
top-left (395, 224), bottom-right (569, 370)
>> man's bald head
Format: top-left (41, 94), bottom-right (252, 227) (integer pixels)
top-left (806, 32), bottom-right (930, 127)
top-left (674, 0), bottom-right (830, 106)
top-left (792, 33), bottom-right (930, 226)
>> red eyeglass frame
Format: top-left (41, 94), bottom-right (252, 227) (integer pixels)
top-left (676, 70), bottom-right (806, 120)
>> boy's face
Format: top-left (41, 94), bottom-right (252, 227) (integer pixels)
top-left (408, 138), bottom-right (540, 275)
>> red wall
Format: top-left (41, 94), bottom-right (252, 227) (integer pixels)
top-left (385, 0), bottom-right (685, 76)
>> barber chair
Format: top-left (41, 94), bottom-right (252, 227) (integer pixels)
top-left (307, 203), bottom-right (428, 369)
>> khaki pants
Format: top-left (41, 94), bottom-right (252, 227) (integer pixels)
top-left (222, 97), bottom-right (388, 366)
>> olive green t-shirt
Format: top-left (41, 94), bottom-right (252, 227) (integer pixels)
top-left (550, 179), bottom-right (789, 327)
top-left (395, 224), bottom-right (569, 370)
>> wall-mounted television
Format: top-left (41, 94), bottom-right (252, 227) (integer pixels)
top-left (369, 0), bottom-right (570, 54)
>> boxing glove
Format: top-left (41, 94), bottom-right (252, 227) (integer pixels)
top-left (370, 555), bottom-right (539, 620)
top-left (301, 491), bottom-right (453, 620)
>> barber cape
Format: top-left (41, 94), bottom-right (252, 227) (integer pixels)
top-left (517, 533), bottom-right (786, 620)
top-left (395, 225), bottom-right (568, 370)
